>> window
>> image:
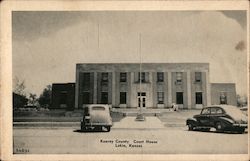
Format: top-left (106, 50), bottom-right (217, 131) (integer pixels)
top-left (138, 72), bottom-right (146, 83)
top-left (82, 92), bottom-right (90, 104)
top-left (176, 92), bottom-right (183, 104)
top-left (157, 92), bottom-right (164, 104)
top-left (101, 73), bottom-right (108, 87)
top-left (157, 72), bottom-right (164, 82)
top-left (210, 108), bottom-right (217, 114)
top-left (101, 92), bottom-right (108, 104)
top-left (101, 73), bottom-right (108, 82)
top-left (59, 91), bottom-right (67, 104)
top-left (82, 73), bottom-right (91, 91)
top-left (120, 73), bottom-right (127, 82)
top-left (216, 108), bottom-right (223, 114)
top-left (176, 72), bottom-right (182, 83)
top-left (138, 92), bottom-right (146, 96)
top-left (220, 92), bottom-right (227, 104)
top-left (195, 92), bottom-right (203, 104)
top-left (92, 106), bottom-right (105, 111)
top-left (120, 92), bottom-right (127, 104)
top-left (195, 72), bottom-right (202, 82)
top-left (201, 108), bottom-right (210, 115)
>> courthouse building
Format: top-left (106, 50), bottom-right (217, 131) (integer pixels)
top-left (75, 63), bottom-right (214, 109)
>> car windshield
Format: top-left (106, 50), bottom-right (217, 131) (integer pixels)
top-left (91, 106), bottom-right (106, 111)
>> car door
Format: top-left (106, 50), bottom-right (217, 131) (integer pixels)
top-left (209, 107), bottom-right (225, 126)
top-left (196, 108), bottom-right (211, 126)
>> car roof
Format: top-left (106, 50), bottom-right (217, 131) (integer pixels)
top-left (205, 105), bottom-right (240, 111)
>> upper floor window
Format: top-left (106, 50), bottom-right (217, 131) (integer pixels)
top-left (138, 72), bottom-right (146, 83)
top-left (157, 72), bottom-right (164, 82)
top-left (82, 73), bottom-right (91, 91)
top-left (101, 73), bottom-right (108, 82)
top-left (195, 72), bottom-right (202, 82)
top-left (176, 72), bottom-right (182, 83)
top-left (120, 73), bottom-right (127, 82)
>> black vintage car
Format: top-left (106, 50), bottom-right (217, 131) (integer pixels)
top-left (186, 105), bottom-right (248, 133)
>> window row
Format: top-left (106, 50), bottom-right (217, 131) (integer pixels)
top-left (82, 91), bottom-right (204, 105)
top-left (81, 72), bottom-right (203, 87)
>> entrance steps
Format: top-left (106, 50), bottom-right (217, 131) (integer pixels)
top-left (113, 116), bottom-right (165, 129)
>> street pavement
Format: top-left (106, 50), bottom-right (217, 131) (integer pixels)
top-left (13, 122), bottom-right (248, 154)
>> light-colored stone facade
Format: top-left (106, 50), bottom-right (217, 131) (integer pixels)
top-left (211, 83), bottom-right (237, 106)
top-left (75, 63), bottom-right (215, 109)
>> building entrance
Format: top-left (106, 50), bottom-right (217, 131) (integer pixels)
top-left (138, 92), bottom-right (146, 109)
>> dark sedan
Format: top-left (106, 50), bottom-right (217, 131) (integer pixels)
top-left (186, 105), bottom-right (248, 133)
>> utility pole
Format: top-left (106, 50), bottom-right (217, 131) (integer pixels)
top-left (135, 33), bottom-right (145, 121)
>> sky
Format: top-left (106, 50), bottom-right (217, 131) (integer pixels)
top-left (12, 11), bottom-right (247, 96)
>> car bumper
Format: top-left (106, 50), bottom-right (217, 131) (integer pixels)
top-left (232, 123), bottom-right (248, 128)
top-left (81, 121), bottom-right (113, 126)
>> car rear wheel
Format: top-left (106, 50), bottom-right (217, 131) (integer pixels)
top-left (188, 124), bottom-right (194, 131)
top-left (215, 122), bottom-right (224, 132)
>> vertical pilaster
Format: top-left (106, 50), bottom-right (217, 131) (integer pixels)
top-left (206, 71), bottom-right (211, 106)
top-left (112, 72), bottom-right (116, 106)
top-left (187, 70), bottom-right (192, 109)
top-left (93, 72), bottom-right (97, 104)
top-left (167, 71), bottom-right (172, 107)
top-left (75, 69), bottom-right (79, 108)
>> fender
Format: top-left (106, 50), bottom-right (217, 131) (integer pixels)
top-left (218, 117), bottom-right (234, 124)
top-left (186, 118), bottom-right (198, 125)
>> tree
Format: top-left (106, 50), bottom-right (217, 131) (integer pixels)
top-left (13, 77), bottom-right (26, 94)
top-left (28, 93), bottom-right (38, 106)
top-left (38, 85), bottom-right (52, 108)
top-left (237, 94), bottom-right (247, 107)
top-left (13, 77), bottom-right (28, 108)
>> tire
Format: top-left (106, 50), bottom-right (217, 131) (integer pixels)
top-left (188, 124), bottom-right (194, 131)
top-left (215, 122), bottom-right (224, 132)
top-left (106, 126), bottom-right (111, 132)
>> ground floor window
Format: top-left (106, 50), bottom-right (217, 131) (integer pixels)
top-left (82, 92), bottom-right (90, 104)
top-left (176, 92), bottom-right (183, 104)
top-left (101, 92), bottom-right (108, 104)
top-left (195, 92), bottom-right (203, 104)
top-left (157, 92), bottom-right (164, 104)
top-left (120, 92), bottom-right (126, 104)
top-left (60, 91), bottom-right (67, 104)
top-left (220, 92), bottom-right (227, 104)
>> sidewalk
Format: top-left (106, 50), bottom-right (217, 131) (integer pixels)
top-left (113, 116), bottom-right (165, 129)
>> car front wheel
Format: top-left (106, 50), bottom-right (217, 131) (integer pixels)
top-left (215, 122), bottom-right (224, 132)
top-left (188, 124), bottom-right (194, 131)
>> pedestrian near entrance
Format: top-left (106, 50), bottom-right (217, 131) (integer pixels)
top-left (172, 103), bottom-right (179, 111)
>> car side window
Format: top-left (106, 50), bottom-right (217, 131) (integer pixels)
top-left (216, 108), bottom-right (223, 114)
top-left (201, 108), bottom-right (210, 115)
top-left (210, 108), bottom-right (216, 114)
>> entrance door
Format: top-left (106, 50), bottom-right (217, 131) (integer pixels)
top-left (138, 92), bottom-right (146, 109)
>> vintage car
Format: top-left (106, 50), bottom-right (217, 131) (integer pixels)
top-left (81, 104), bottom-right (113, 132)
top-left (186, 105), bottom-right (248, 133)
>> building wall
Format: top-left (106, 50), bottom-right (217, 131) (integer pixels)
top-left (51, 83), bottom-right (75, 110)
top-left (75, 63), bottom-right (210, 109)
top-left (211, 83), bottom-right (237, 106)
